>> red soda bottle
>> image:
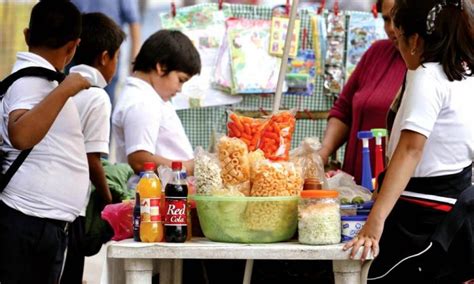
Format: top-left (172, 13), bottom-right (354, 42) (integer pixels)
top-left (164, 161), bottom-right (188, 242)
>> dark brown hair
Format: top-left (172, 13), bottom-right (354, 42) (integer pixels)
top-left (392, 0), bottom-right (474, 81)
top-left (133, 30), bottom-right (201, 77)
top-left (28, 0), bottom-right (81, 48)
top-left (73, 13), bottom-right (126, 66)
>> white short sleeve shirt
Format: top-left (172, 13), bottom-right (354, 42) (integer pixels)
top-left (112, 77), bottom-right (194, 163)
top-left (388, 63), bottom-right (474, 177)
top-left (71, 64), bottom-right (111, 155)
top-left (0, 52), bottom-right (89, 221)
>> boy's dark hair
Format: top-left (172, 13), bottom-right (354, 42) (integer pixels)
top-left (28, 0), bottom-right (82, 49)
top-left (133, 30), bottom-right (201, 76)
top-left (73, 13), bottom-right (126, 66)
top-left (392, 0), bottom-right (474, 81)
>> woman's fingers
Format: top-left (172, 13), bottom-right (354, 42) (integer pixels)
top-left (361, 239), bottom-right (372, 261)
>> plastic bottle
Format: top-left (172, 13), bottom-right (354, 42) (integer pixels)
top-left (164, 161), bottom-right (188, 242)
top-left (371, 128), bottom-right (387, 189)
top-left (180, 170), bottom-right (193, 241)
top-left (357, 130), bottom-right (374, 191)
top-left (133, 172), bottom-right (144, 242)
top-left (137, 162), bottom-right (163, 242)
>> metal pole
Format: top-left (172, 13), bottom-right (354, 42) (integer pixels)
top-left (272, 0), bottom-right (300, 114)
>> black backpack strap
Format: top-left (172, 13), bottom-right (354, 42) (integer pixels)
top-left (0, 149), bottom-right (32, 191)
top-left (0, 67), bottom-right (66, 192)
top-left (0, 66), bottom-right (66, 97)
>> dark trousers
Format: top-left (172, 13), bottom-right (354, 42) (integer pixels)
top-left (0, 201), bottom-right (68, 284)
top-left (60, 216), bottom-right (86, 284)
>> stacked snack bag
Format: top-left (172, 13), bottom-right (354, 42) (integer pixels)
top-left (195, 110), bottom-right (306, 198)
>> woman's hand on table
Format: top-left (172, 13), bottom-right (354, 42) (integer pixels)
top-left (342, 217), bottom-right (384, 261)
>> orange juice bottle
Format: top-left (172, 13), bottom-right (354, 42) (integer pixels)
top-left (137, 162), bottom-right (163, 242)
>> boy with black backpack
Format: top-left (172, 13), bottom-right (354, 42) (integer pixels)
top-left (0, 1), bottom-right (91, 283)
top-left (60, 12), bottom-right (126, 283)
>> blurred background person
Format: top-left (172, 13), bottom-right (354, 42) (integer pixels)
top-left (318, 0), bottom-right (406, 184)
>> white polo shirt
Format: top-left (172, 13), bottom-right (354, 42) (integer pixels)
top-left (0, 52), bottom-right (89, 222)
top-left (112, 77), bottom-right (194, 163)
top-left (71, 64), bottom-right (111, 215)
top-left (71, 64), bottom-right (111, 155)
top-left (388, 63), bottom-right (474, 177)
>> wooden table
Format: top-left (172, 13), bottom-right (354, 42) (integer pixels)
top-left (105, 238), bottom-right (373, 284)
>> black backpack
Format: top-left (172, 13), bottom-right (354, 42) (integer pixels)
top-left (0, 67), bottom-right (66, 192)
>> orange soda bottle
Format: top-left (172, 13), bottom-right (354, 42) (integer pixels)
top-left (137, 162), bottom-right (163, 242)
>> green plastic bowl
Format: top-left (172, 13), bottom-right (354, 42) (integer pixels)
top-left (190, 195), bottom-right (298, 243)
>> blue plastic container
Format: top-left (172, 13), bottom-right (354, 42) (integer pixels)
top-left (341, 215), bottom-right (368, 242)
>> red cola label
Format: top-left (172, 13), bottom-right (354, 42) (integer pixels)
top-left (165, 198), bottom-right (187, 226)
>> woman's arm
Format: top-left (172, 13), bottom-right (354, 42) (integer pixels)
top-left (343, 129), bottom-right (426, 260)
top-left (318, 117), bottom-right (350, 164)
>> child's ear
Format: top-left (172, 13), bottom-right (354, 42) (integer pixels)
top-left (23, 28), bottom-right (30, 45)
top-left (100, 50), bottom-right (109, 66)
top-left (155, 63), bottom-right (166, 76)
top-left (66, 39), bottom-right (81, 55)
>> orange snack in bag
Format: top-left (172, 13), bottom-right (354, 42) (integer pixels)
top-left (227, 112), bottom-right (267, 151)
top-left (258, 111), bottom-right (296, 161)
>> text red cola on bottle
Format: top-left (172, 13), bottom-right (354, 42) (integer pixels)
top-left (164, 161), bottom-right (188, 242)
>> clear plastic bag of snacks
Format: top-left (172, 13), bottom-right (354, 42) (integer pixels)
top-left (217, 136), bottom-right (250, 195)
top-left (257, 110), bottom-right (296, 161)
top-left (251, 160), bottom-right (303, 197)
top-left (290, 137), bottom-right (328, 189)
top-left (194, 147), bottom-right (223, 195)
top-left (227, 111), bottom-right (268, 151)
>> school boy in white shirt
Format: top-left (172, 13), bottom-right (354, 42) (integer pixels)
top-left (112, 30), bottom-right (201, 174)
top-left (0, 1), bottom-right (91, 283)
top-left (61, 13), bottom-right (126, 284)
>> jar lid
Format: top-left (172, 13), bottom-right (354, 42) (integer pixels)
top-left (341, 215), bottom-right (368, 221)
top-left (300, 190), bottom-right (338, 198)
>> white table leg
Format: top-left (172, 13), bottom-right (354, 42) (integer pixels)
top-left (124, 259), bottom-right (153, 284)
top-left (333, 260), bottom-right (364, 284)
top-left (159, 259), bottom-right (173, 284)
top-left (243, 259), bottom-right (254, 284)
top-left (172, 259), bottom-right (183, 284)
top-left (360, 260), bottom-right (373, 283)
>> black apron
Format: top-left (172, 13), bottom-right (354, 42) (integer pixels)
top-left (368, 165), bottom-right (474, 283)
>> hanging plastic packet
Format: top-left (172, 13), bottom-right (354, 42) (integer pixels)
top-left (226, 18), bottom-right (281, 94)
top-left (324, 65), bottom-right (344, 94)
top-left (212, 28), bottom-right (233, 93)
top-left (345, 11), bottom-right (386, 78)
top-left (311, 14), bottom-right (327, 76)
top-left (285, 49), bottom-right (316, 96)
top-left (268, 15), bottom-right (301, 58)
top-left (324, 10), bottom-right (346, 96)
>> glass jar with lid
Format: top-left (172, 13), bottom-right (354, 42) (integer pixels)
top-left (298, 190), bottom-right (341, 245)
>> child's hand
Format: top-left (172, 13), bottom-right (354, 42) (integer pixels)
top-left (61, 72), bottom-right (91, 95)
top-left (183, 159), bottom-right (194, 176)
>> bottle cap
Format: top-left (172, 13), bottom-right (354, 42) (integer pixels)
top-left (357, 130), bottom-right (373, 139)
top-left (171, 161), bottom-right (182, 171)
top-left (143, 162), bottom-right (156, 171)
